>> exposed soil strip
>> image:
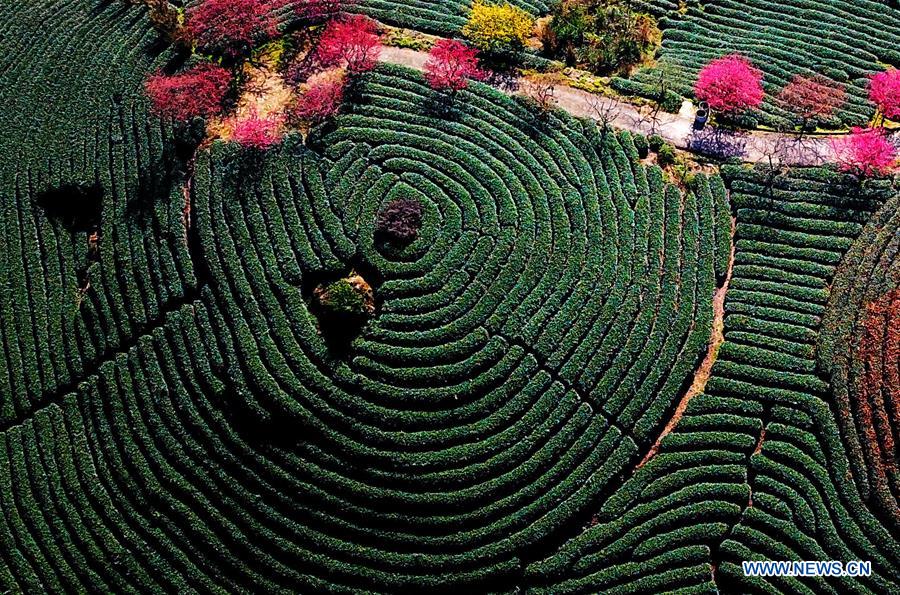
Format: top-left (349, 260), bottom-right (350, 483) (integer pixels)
top-left (634, 214), bottom-right (736, 470)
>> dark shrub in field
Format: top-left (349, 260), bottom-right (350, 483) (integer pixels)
top-left (633, 133), bottom-right (649, 158)
top-left (376, 198), bottom-right (424, 243)
top-left (657, 143), bottom-right (677, 167)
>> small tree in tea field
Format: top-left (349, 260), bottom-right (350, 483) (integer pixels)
top-left (694, 54), bottom-right (764, 118)
top-left (831, 127), bottom-right (897, 178)
top-left (145, 64), bottom-right (233, 122)
top-left (230, 110), bottom-right (285, 149)
top-left (316, 14), bottom-right (382, 74)
top-left (424, 40), bottom-right (483, 93)
top-left (376, 198), bottom-right (424, 243)
top-left (289, 72), bottom-right (347, 124)
top-left (463, 1), bottom-right (534, 55)
top-left (869, 68), bottom-right (900, 124)
top-left (184, 0), bottom-right (287, 57)
top-left (778, 74), bottom-right (845, 134)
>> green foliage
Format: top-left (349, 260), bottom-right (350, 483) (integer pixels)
top-left (647, 133), bottom-right (665, 151)
top-left (545, 0), bottom-right (661, 73)
top-left (628, 0), bottom-right (900, 127)
top-left (318, 279), bottom-right (367, 316)
top-left (633, 133), bottom-right (649, 158)
top-left (529, 166), bottom-right (899, 593)
top-left (2, 1), bottom-right (899, 593)
top-left (656, 142), bottom-right (677, 166)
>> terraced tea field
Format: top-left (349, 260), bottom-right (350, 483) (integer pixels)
top-left (347, 0), bottom-right (900, 129)
top-left (354, 0), bottom-right (548, 35)
top-left (0, 0), bottom-right (897, 593)
top-left (631, 0), bottom-right (900, 127)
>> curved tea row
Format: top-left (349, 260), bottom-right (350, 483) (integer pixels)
top-left (820, 193), bottom-right (900, 531)
top-left (0, 1), bottom-right (192, 428)
top-left (0, 44), bottom-right (726, 590)
top-left (529, 167), bottom-right (900, 593)
top-left (632, 0), bottom-right (900, 127)
top-left (182, 64), bottom-right (726, 588)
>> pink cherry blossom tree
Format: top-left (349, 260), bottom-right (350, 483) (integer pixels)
top-left (290, 72), bottom-right (347, 123)
top-left (184, 0), bottom-right (289, 57)
top-left (230, 110), bottom-right (285, 149)
top-left (424, 39), bottom-right (484, 93)
top-left (869, 68), bottom-right (900, 125)
top-left (694, 54), bottom-right (764, 117)
top-left (831, 127), bottom-right (897, 178)
top-left (316, 14), bottom-right (382, 74)
top-left (144, 64), bottom-right (233, 122)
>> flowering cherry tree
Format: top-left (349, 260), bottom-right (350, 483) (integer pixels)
top-left (184, 0), bottom-right (287, 56)
top-left (316, 14), bottom-right (381, 74)
top-left (144, 64), bottom-right (233, 122)
top-left (230, 110), bottom-right (285, 149)
top-left (290, 73), bottom-right (347, 123)
top-left (831, 127), bottom-right (897, 177)
top-left (869, 68), bottom-right (900, 123)
top-left (424, 39), bottom-right (483, 93)
top-left (694, 54), bottom-right (764, 116)
top-left (778, 74), bottom-right (845, 130)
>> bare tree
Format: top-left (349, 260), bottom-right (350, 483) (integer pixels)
top-left (628, 105), bottom-right (662, 136)
top-left (520, 78), bottom-right (557, 118)
top-left (588, 94), bottom-right (621, 144)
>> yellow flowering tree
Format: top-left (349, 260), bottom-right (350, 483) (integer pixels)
top-left (463, 1), bottom-right (534, 55)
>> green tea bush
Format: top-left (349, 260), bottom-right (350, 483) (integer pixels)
top-left (633, 133), bottom-right (649, 158)
top-left (628, 0), bottom-right (900, 127)
top-left (529, 166), bottom-right (899, 593)
top-left (656, 142), bottom-right (677, 167)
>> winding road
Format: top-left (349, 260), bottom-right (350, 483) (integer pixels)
top-left (380, 46), bottom-right (894, 167)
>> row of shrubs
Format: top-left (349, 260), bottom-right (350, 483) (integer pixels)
top-left (0, 48), bottom-right (733, 588)
top-left (160, 63), bottom-right (734, 589)
top-left (0, 0), bottom-right (195, 428)
top-left (819, 191), bottom-right (900, 527)
top-left (528, 166), bottom-right (899, 593)
top-left (626, 0), bottom-right (899, 127)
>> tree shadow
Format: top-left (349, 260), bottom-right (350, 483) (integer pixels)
top-left (688, 127), bottom-right (749, 160)
top-left (36, 183), bottom-right (103, 233)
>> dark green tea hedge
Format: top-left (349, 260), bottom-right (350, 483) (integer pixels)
top-left (628, 0), bottom-right (900, 127)
top-left (181, 62), bottom-right (728, 588)
top-left (528, 167), bottom-right (900, 593)
top-left (0, 1), bottom-right (898, 593)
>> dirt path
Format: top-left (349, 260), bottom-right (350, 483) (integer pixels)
top-left (379, 46), bottom-right (891, 167)
top-left (634, 216), bottom-right (737, 470)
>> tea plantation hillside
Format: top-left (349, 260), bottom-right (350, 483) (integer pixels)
top-left (0, 0), bottom-right (189, 432)
top-left (628, 0), bottom-right (900, 127)
top-left (0, 0), bottom-right (898, 593)
top-left (354, 0), bottom-right (548, 35)
top-left (347, 0), bottom-right (899, 128)
top-left (528, 167), bottom-right (900, 593)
